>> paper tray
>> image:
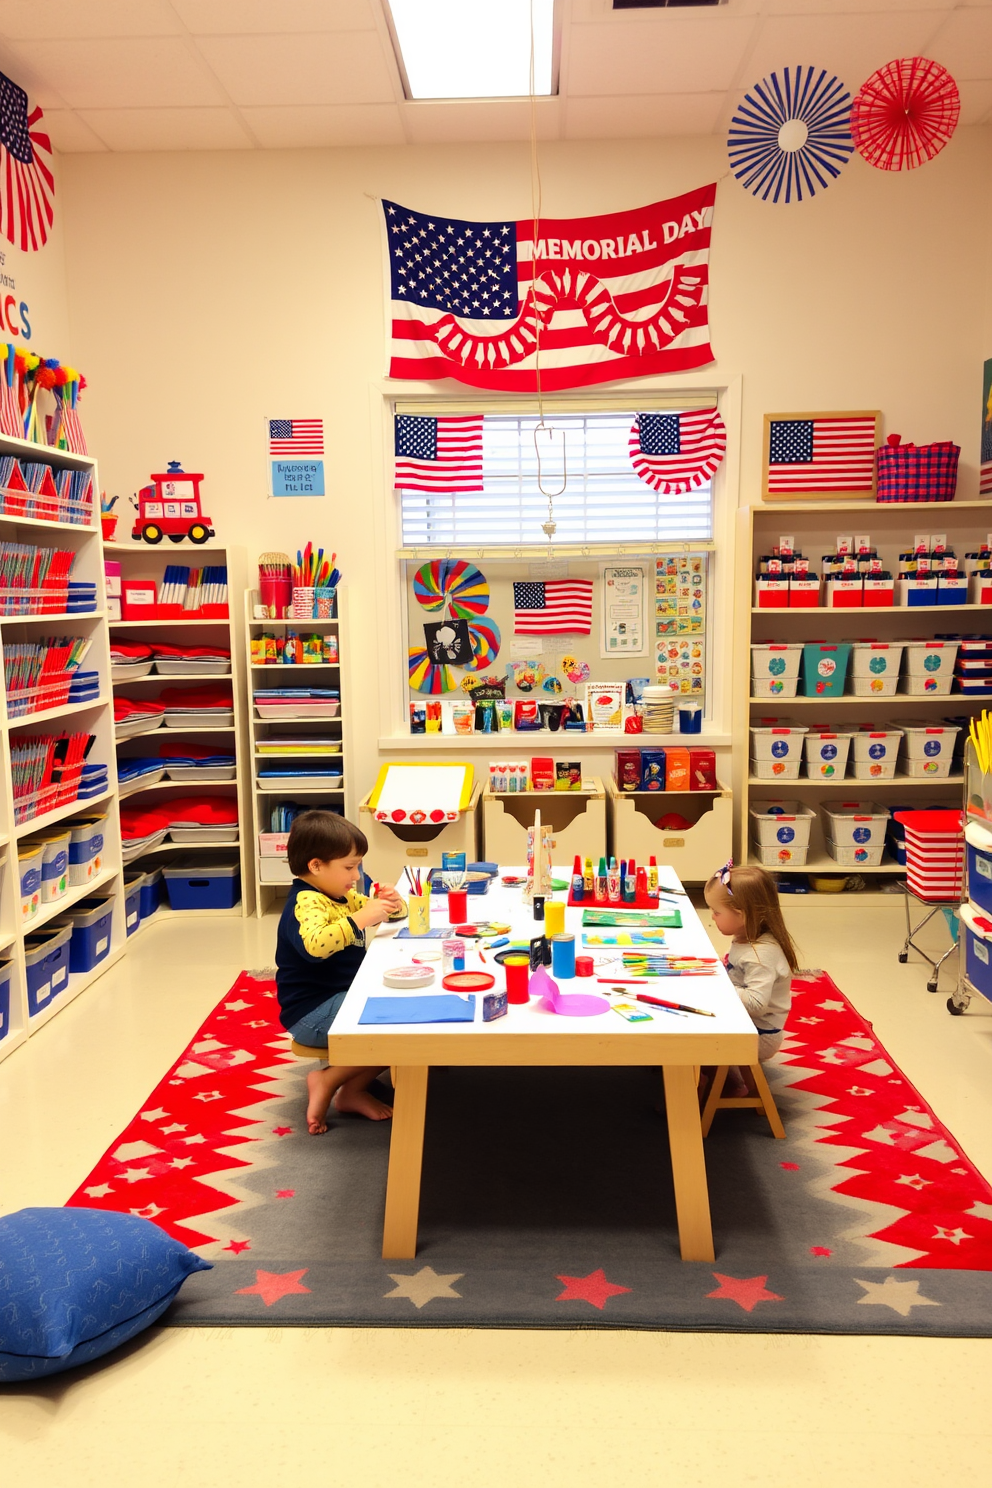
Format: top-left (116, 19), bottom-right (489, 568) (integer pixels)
top-left (257, 773), bottom-right (343, 790)
top-left (119, 766), bottom-right (168, 795)
top-left (155, 659), bottom-right (231, 675)
top-left (167, 824), bottom-right (240, 843)
top-left (164, 710), bottom-right (235, 728)
top-left (164, 764), bottom-right (237, 781)
top-left (254, 702), bottom-right (340, 718)
top-left (111, 660), bottom-right (154, 681)
top-left (115, 714), bottom-right (165, 738)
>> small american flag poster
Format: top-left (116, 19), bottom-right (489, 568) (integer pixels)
top-left (267, 418), bottom-right (325, 498)
top-left (762, 411), bottom-right (880, 500)
top-left (513, 579), bottom-right (594, 636)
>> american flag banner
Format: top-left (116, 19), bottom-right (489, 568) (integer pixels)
top-left (0, 71), bottom-right (54, 252)
top-left (764, 413), bottom-right (878, 496)
top-left (513, 580), bottom-right (593, 635)
top-left (268, 419), bottom-right (324, 456)
top-left (382, 184), bottom-right (715, 392)
top-left (394, 413), bottom-right (483, 493)
top-left (628, 408), bottom-right (726, 495)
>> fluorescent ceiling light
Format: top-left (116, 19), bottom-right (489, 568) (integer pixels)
top-left (387, 0), bottom-right (556, 100)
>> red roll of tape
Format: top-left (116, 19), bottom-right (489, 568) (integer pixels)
top-left (575, 955), bottom-right (594, 978)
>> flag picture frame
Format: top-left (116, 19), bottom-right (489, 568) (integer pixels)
top-left (761, 410), bottom-right (881, 502)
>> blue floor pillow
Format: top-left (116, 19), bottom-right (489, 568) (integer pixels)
top-left (0, 1207), bottom-right (212, 1382)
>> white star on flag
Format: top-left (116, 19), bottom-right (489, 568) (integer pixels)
top-left (120, 1167), bottom-right (152, 1184)
top-left (967, 1200), bottom-right (992, 1222)
top-left (84, 1183), bottom-right (114, 1198)
top-left (818, 1000), bottom-right (846, 1010)
top-left (160, 1123), bottom-right (187, 1135)
top-left (855, 1277), bottom-right (940, 1317)
top-left (170, 1157), bottom-right (194, 1169)
top-left (895, 1173), bottom-right (931, 1190)
top-left (141, 1108), bottom-right (169, 1121)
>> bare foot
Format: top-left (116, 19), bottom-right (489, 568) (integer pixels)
top-left (333, 1085), bottom-right (393, 1121)
top-left (306, 1068), bottom-right (336, 1135)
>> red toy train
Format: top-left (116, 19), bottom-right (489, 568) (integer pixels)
top-left (130, 462), bottom-right (215, 545)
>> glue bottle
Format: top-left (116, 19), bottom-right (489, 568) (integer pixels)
top-left (595, 857), bottom-right (608, 903)
top-left (623, 858), bottom-right (637, 903)
top-left (583, 857), bottom-right (594, 896)
top-left (648, 856), bottom-right (659, 899)
top-left (571, 854), bottom-right (584, 903)
top-left (607, 856), bottom-right (621, 904)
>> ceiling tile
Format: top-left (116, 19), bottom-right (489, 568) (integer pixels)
top-left (40, 109), bottom-right (110, 152)
top-left (926, 8), bottom-right (992, 81)
top-left (11, 38), bottom-right (227, 108)
top-left (956, 77), bottom-right (992, 124)
top-left (402, 98), bottom-right (561, 144)
top-left (565, 92), bottom-right (725, 140)
top-left (0, 0), bottom-right (180, 41)
top-left (741, 12), bottom-right (952, 91)
top-left (567, 17), bottom-right (760, 96)
top-left (194, 31), bottom-right (396, 106)
top-left (171, 0), bottom-right (377, 34)
top-left (77, 106), bottom-right (253, 151)
top-left (241, 103), bottom-right (405, 147)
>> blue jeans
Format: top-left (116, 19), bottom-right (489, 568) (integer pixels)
top-left (286, 989), bottom-right (348, 1050)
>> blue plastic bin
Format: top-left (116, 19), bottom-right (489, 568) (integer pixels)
top-left (0, 958), bottom-right (12, 1043)
top-left (123, 872), bottom-right (144, 935)
top-left (24, 924), bottom-right (72, 1016)
top-left (139, 867), bottom-right (164, 919)
top-left (960, 903), bottom-right (992, 1003)
top-left (162, 861), bottom-right (241, 911)
top-left (965, 821), bottom-right (992, 916)
top-left (57, 895), bottom-right (115, 973)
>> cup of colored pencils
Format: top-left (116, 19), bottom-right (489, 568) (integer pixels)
top-left (258, 551), bottom-right (293, 619)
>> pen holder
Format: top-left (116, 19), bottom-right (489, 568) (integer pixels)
top-left (260, 574), bottom-right (292, 619)
top-left (447, 888), bottom-right (468, 924)
top-left (543, 899), bottom-right (565, 937)
top-left (407, 895), bottom-right (430, 936)
top-left (504, 956), bottom-right (530, 1004)
top-left (314, 586), bottom-right (337, 619)
top-left (292, 585), bottom-right (315, 619)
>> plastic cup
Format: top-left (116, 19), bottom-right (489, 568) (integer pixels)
top-left (408, 896), bottom-right (430, 936)
top-left (544, 899), bottom-right (565, 937)
top-left (447, 887), bottom-right (468, 923)
top-left (504, 956), bottom-right (530, 1004)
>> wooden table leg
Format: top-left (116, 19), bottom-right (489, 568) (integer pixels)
top-left (663, 1064), bottom-right (715, 1262)
top-left (381, 1065), bottom-right (429, 1260)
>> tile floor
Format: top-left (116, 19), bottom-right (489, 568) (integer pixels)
top-left (0, 899), bottom-right (990, 1488)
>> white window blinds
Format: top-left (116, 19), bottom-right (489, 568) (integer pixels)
top-left (397, 410), bottom-right (714, 548)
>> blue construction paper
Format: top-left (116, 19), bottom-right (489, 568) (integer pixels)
top-left (359, 995), bottom-right (476, 1025)
top-left (394, 926), bottom-right (448, 939)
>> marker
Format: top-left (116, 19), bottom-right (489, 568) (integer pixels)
top-left (583, 857), bottom-right (594, 896)
top-left (606, 987), bottom-right (686, 1015)
top-left (623, 858), bottom-right (637, 903)
top-left (607, 857), bottom-right (621, 904)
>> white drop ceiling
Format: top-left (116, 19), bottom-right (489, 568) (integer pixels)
top-left (0, 0), bottom-right (988, 153)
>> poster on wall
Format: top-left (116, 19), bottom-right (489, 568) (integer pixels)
top-left (600, 563), bottom-right (647, 658)
top-left (656, 554), bottom-right (706, 696)
top-left (267, 418), bottom-right (325, 497)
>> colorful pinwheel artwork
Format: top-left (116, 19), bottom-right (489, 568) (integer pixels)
top-left (408, 645), bottom-right (457, 695)
top-left (462, 619), bottom-right (501, 673)
top-left (412, 558), bottom-right (490, 619)
top-left (851, 58), bottom-right (960, 172)
top-left (0, 71), bottom-right (54, 251)
top-left (728, 66), bottom-right (854, 204)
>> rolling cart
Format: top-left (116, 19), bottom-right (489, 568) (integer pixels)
top-left (894, 808), bottom-right (965, 994)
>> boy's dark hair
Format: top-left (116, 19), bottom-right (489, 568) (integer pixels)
top-left (287, 811), bottom-right (369, 877)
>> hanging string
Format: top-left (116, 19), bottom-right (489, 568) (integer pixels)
top-left (528, 0), bottom-right (565, 520)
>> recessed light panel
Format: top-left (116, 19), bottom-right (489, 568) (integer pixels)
top-left (386, 0), bottom-right (556, 100)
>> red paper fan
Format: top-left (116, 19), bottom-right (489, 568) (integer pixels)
top-left (851, 58), bottom-right (960, 172)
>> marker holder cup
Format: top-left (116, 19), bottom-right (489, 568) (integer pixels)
top-left (408, 895), bottom-right (430, 936)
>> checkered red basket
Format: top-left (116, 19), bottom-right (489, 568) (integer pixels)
top-left (876, 433), bottom-right (959, 503)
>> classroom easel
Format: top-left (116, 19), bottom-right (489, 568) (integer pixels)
top-left (699, 1064), bottom-right (785, 1139)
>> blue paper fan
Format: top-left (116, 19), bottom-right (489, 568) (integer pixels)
top-left (728, 66), bottom-right (854, 204)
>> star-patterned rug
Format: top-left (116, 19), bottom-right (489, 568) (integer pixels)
top-left (65, 970), bottom-right (992, 1335)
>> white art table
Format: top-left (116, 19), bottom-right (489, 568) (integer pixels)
top-left (327, 870), bottom-right (757, 1262)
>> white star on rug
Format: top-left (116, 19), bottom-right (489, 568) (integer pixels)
top-left (130, 1204), bottom-right (165, 1220)
top-left (141, 1107), bottom-right (169, 1121)
top-left (113, 1140), bottom-right (161, 1162)
top-left (914, 1139), bottom-right (957, 1165)
top-left (847, 1086), bottom-right (875, 1097)
top-left (192, 1090), bottom-right (224, 1102)
top-left (796, 1016), bottom-right (822, 1024)
top-left (84, 1183), bottom-right (114, 1198)
top-left (933, 1226), bottom-right (971, 1246)
top-left (859, 1058), bottom-right (893, 1077)
top-left (160, 1123), bottom-right (187, 1135)
top-left (224, 999), bottom-right (252, 1011)
top-left (183, 1134), bottom-right (207, 1145)
top-left (818, 1000), bottom-right (845, 1010)
top-left (967, 1201), bottom-right (992, 1222)
top-left (895, 1173), bottom-right (931, 1190)
top-left (840, 1034), bottom-right (875, 1050)
top-left (119, 1167), bottom-right (152, 1184)
top-left (895, 1109), bottom-right (933, 1130)
top-left (855, 1277), bottom-right (940, 1317)
top-left (384, 1266), bottom-right (464, 1309)
top-left (170, 1156), bottom-right (195, 1169)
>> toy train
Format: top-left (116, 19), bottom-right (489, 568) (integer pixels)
top-left (130, 461), bottom-right (215, 545)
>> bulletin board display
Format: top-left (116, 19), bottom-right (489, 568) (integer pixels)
top-left (401, 553), bottom-right (710, 721)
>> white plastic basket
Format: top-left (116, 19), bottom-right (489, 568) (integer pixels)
top-left (902, 641), bottom-right (958, 695)
top-left (852, 674), bottom-right (900, 697)
top-left (822, 801), bottom-right (889, 846)
top-left (751, 839), bottom-right (809, 867)
top-left (750, 724), bottom-right (807, 762)
top-left (825, 835), bottom-right (886, 867)
top-left (803, 730), bottom-right (853, 780)
top-left (852, 642), bottom-right (903, 682)
top-left (752, 675), bottom-right (800, 699)
top-left (750, 643), bottom-right (803, 680)
top-left (902, 756), bottom-right (956, 779)
top-left (750, 754), bottom-right (802, 781)
top-left (896, 722), bottom-right (959, 765)
top-left (850, 728), bottom-right (903, 780)
top-left (749, 801), bottom-right (815, 847)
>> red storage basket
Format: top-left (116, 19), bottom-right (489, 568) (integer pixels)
top-left (876, 434), bottom-right (959, 503)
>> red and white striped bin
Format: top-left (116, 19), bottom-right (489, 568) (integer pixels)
top-left (894, 808), bottom-right (965, 902)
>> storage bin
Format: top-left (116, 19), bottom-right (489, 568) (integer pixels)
top-left (163, 763), bottom-right (237, 782)
top-left (258, 831), bottom-right (290, 859)
top-left (965, 820), bottom-right (992, 917)
top-left (937, 573), bottom-right (968, 605)
top-left (822, 801), bottom-right (889, 847)
top-left (139, 867), bottom-right (164, 919)
top-left (123, 874), bottom-right (143, 935)
top-left (851, 727), bottom-right (904, 780)
top-left (902, 641), bottom-right (958, 695)
top-left (78, 764), bottom-right (109, 800)
top-left (167, 824), bottom-right (239, 844)
top-left (896, 722), bottom-right (960, 778)
top-left (788, 575), bottom-right (821, 608)
top-left (895, 808), bottom-right (965, 901)
top-left (959, 902), bottom-right (992, 1002)
top-left (824, 577), bottom-right (863, 609)
top-left (968, 572), bottom-right (992, 605)
top-left (750, 724), bottom-right (807, 779)
top-left (0, 957), bottom-right (12, 1044)
top-left (800, 642), bottom-right (852, 697)
top-left (803, 730), bottom-right (853, 780)
top-left (895, 575), bottom-right (939, 606)
top-left (754, 577), bottom-right (789, 609)
top-left (750, 754), bottom-right (801, 782)
top-left (162, 859), bottom-right (241, 911)
top-left (259, 857), bottom-right (294, 885)
top-left (68, 814), bottom-right (106, 886)
top-left (17, 843), bottom-right (43, 924)
top-left (752, 839), bottom-right (809, 867)
top-left (482, 780), bottom-right (605, 870)
top-left (607, 778), bottom-right (732, 884)
top-left (750, 643), bottom-right (803, 681)
top-left (752, 675), bottom-right (799, 699)
top-left (38, 830), bottom-right (70, 904)
top-left (824, 835), bottom-right (886, 867)
top-left (56, 895), bottom-right (115, 973)
top-left (851, 642), bottom-right (903, 696)
top-left (24, 923), bottom-right (71, 1016)
top-left (164, 709), bottom-right (235, 728)
top-left (749, 801), bottom-right (815, 848)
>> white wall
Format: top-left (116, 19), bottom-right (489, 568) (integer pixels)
top-left (58, 128), bottom-right (992, 803)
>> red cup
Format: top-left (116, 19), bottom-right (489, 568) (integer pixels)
top-left (447, 888), bottom-right (468, 923)
top-left (504, 956), bottom-right (530, 1004)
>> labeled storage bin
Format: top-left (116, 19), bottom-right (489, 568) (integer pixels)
top-left (750, 643), bottom-right (802, 698)
top-left (607, 777), bottom-right (732, 883)
top-left (37, 830), bottom-right (70, 904)
top-left (123, 873), bottom-right (143, 935)
top-left (17, 843), bottom-right (43, 924)
top-left (749, 801), bottom-right (815, 848)
top-left (0, 957), bottom-right (12, 1044)
top-left (800, 642), bottom-right (852, 697)
top-left (824, 836), bottom-right (886, 867)
top-left (56, 894), bottom-right (115, 973)
top-left (902, 641), bottom-right (958, 696)
top-left (959, 902), bottom-right (992, 1002)
top-left (965, 820), bottom-right (992, 917)
top-left (24, 923), bottom-right (72, 1017)
top-left (851, 642), bottom-right (903, 696)
top-left (68, 814), bottom-right (106, 886)
top-left (162, 858), bottom-right (241, 911)
top-left (752, 840), bottom-right (809, 867)
top-left (750, 723), bottom-right (807, 780)
top-left (851, 727), bottom-right (904, 780)
top-left (822, 801), bottom-right (889, 847)
top-left (895, 722), bottom-right (960, 779)
top-left (803, 730), bottom-right (853, 780)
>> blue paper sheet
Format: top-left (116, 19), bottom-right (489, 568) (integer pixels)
top-left (359, 995), bottom-right (476, 1025)
top-left (393, 926), bottom-right (448, 939)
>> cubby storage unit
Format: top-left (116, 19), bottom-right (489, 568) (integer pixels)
top-left (0, 435), bottom-right (125, 1062)
top-left (736, 501), bottom-right (992, 884)
top-left (246, 587), bottom-right (347, 912)
top-left (483, 777), bottom-right (607, 868)
top-left (606, 776), bottom-right (732, 883)
top-left (106, 542), bottom-right (249, 926)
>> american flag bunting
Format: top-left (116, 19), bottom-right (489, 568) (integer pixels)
top-left (629, 408), bottom-right (726, 494)
top-left (0, 71), bottom-right (54, 252)
top-left (513, 580), bottom-right (593, 636)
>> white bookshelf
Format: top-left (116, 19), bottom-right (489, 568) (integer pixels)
top-left (244, 588), bottom-right (346, 914)
top-left (105, 542), bottom-right (251, 922)
top-left (0, 436), bottom-right (123, 1064)
top-left (734, 500), bottom-right (992, 885)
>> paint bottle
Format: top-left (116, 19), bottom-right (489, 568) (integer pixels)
top-left (571, 854), bottom-right (584, 903)
top-left (636, 866), bottom-right (648, 902)
top-left (595, 857), bottom-right (608, 903)
top-left (583, 857), bottom-right (594, 896)
top-left (648, 856), bottom-right (659, 898)
top-left (623, 858), bottom-right (637, 903)
top-left (607, 857), bottom-right (621, 904)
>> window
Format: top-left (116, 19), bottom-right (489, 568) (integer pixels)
top-left (397, 409), bottom-right (715, 548)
